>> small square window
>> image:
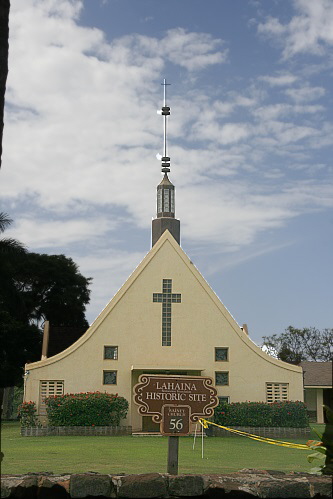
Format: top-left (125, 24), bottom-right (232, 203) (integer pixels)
top-left (104, 346), bottom-right (118, 360)
top-left (215, 347), bottom-right (228, 361)
top-left (103, 371), bottom-right (117, 384)
top-left (215, 372), bottom-right (229, 386)
top-left (218, 396), bottom-right (230, 404)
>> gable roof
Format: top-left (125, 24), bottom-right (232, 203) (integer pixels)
top-left (300, 361), bottom-right (333, 387)
top-left (26, 230), bottom-right (301, 374)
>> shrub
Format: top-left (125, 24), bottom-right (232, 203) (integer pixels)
top-left (214, 401), bottom-right (309, 428)
top-left (18, 401), bottom-right (40, 427)
top-left (45, 391), bottom-right (129, 426)
top-left (306, 405), bottom-right (333, 475)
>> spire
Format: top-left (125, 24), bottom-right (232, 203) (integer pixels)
top-left (152, 79), bottom-right (180, 247)
top-left (160, 78), bottom-right (171, 174)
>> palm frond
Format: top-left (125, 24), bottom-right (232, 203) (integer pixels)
top-left (0, 238), bottom-right (27, 254)
top-left (0, 212), bottom-right (13, 233)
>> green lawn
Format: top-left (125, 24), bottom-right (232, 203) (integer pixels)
top-left (1, 422), bottom-right (324, 475)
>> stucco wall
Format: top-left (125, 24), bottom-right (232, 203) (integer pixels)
top-left (24, 232), bottom-right (303, 429)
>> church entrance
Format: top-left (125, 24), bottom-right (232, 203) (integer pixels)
top-left (142, 416), bottom-right (160, 432)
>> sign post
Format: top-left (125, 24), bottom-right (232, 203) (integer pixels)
top-left (133, 374), bottom-right (218, 474)
top-left (167, 436), bottom-right (179, 474)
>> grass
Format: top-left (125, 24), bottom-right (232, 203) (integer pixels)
top-left (1, 422), bottom-right (325, 475)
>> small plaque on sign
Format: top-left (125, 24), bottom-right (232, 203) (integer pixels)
top-left (161, 405), bottom-right (190, 436)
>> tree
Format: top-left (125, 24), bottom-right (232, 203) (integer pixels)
top-left (0, 213), bottom-right (28, 325)
top-left (262, 326), bottom-right (333, 363)
top-left (0, 213), bottom-right (92, 388)
top-left (13, 252), bottom-right (91, 329)
top-left (0, 310), bottom-right (41, 387)
top-left (0, 0), bottom-right (10, 168)
top-left (0, 213), bottom-right (39, 395)
top-left (0, 213), bottom-right (26, 254)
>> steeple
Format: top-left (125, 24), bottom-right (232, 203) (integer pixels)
top-left (152, 79), bottom-right (180, 247)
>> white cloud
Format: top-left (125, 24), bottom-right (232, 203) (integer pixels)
top-left (190, 118), bottom-right (251, 145)
top-left (260, 120), bottom-right (319, 145)
top-left (284, 85), bottom-right (326, 103)
top-left (178, 177), bottom-right (333, 251)
top-left (258, 16), bottom-right (286, 37)
top-left (5, 216), bottom-right (118, 249)
top-left (186, 93), bottom-right (255, 146)
top-left (3, 1), bottom-right (230, 219)
top-left (219, 124), bottom-right (252, 145)
top-left (258, 0), bottom-right (333, 58)
top-left (110, 27), bottom-right (228, 73)
top-left (259, 74), bottom-right (298, 86)
top-left (309, 122), bottom-right (333, 149)
top-left (161, 28), bottom-right (228, 71)
top-left (3, 0), bottom-right (332, 264)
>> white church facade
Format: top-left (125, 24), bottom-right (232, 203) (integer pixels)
top-left (23, 82), bottom-right (304, 431)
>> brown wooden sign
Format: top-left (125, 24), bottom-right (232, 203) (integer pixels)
top-left (133, 374), bottom-right (218, 435)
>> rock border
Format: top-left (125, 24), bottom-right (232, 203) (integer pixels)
top-left (1, 471), bottom-right (332, 498)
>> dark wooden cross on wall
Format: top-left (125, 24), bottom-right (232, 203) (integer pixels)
top-left (153, 279), bottom-right (181, 346)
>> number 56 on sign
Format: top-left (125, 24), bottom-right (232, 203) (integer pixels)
top-left (162, 405), bottom-right (190, 436)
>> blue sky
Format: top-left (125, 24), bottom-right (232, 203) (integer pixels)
top-left (2, 0), bottom-right (333, 345)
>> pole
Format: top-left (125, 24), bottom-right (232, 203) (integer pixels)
top-left (202, 424), bottom-right (204, 459)
top-left (163, 78), bottom-right (167, 159)
top-left (193, 423), bottom-right (198, 450)
top-left (167, 436), bottom-right (179, 475)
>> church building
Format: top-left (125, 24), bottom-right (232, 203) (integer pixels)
top-left (23, 82), bottom-right (304, 431)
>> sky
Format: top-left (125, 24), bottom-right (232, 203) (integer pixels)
top-left (2, 0), bottom-right (333, 346)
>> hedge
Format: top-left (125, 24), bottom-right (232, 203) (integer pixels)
top-left (45, 391), bottom-right (129, 426)
top-left (214, 401), bottom-right (309, 428)
top-left (18, 401), bottom-right (41, 427)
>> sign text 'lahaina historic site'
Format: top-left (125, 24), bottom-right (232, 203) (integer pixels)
top-left (133, 375), bottom-right (218, 436)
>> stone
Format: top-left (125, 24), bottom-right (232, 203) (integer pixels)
top-left (118, 473), bottom-right (168, 498)
top-left (206, 475), bottom-right (259, 497)
top-left (70, 473), bottom-right (113, 498)
top-left (0, 475), bottom-right (38, 498)
top-left (308, 475), bottom-right (333, 498)
top-left (168, 474), bottom-right (204, 497)
top-left (257, 477), bottom-right (311, 498)
top-left (239, 469), bottom-right (269, 475)
top-left (38, 475), bottom-right (70, 499)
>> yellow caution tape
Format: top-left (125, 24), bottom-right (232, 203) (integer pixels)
top-left (199, 419), bottom-right (309, 450)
